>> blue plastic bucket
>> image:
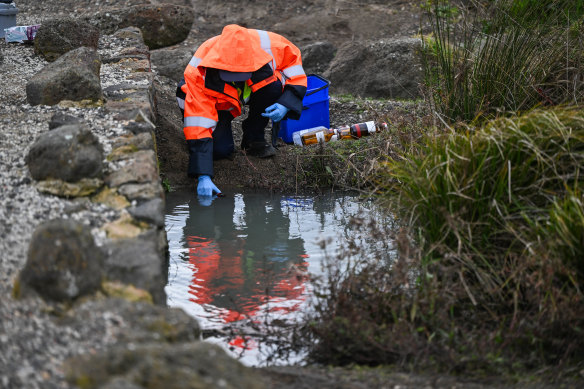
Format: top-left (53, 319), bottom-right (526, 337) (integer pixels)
top-left (279, 74), bottom-right (330, 144)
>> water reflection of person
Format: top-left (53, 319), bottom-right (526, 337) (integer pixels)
top-left (183, 192), bottom-right (308, 325)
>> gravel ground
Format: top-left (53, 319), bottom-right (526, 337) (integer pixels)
top-left (0, 7), bottom-right (159, 389)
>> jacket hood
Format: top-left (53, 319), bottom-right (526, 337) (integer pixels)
top-left (199, 25), bottom-right (272, 72)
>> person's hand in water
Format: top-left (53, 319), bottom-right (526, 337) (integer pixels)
top-left (197, 175), bottom-right (221, 206)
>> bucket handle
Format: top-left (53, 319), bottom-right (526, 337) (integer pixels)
top-left (305, 74), bottom-right (330, 97)
top-left (302, 74), bottom-right (330, 110)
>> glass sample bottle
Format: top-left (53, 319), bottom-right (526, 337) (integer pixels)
top-left (336, 121), bottom-right (388, 140)
top-left (293, 126), bottom-right (338, 146)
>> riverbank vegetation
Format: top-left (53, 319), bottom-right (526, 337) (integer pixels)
top-left (290, 0), bottom-right (584, 383)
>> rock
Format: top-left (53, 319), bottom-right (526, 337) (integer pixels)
top-left (105, 150), bottom-right (159, 188)
top-left (112, 26), bottom-right (145, 44)
top-left (92, 187), bottom-right (131, 210)
top-left (62, 298), bottom-right (201, 344)
top-left (34, 18), bottom-right (100, 62)
top-left (26, 123), bottom-right (104, 182)
top-left (117, 182), bottom-right (165, 201)
top-left (107, 145), bottom-right (140, 162)
top-left (26, 47), bottom-right (102, 105)
top-left (102, 281), bottom-right (153, 304)
top-left (82, 4), bottom-right (195, 49)
top-left (324, 37), bottom-right (423, 99)
top-left (102, 232), bottom-right (167, 305)
top-left (102, 212), bottom-right (150, 240)
top-left (150, 46), bottom-right (193, 82)
top-left (36, 178), bottom-right (104, 198)
top-left (17, 219), bottom-right (104, 303)
top-left (106, 98), bottom-right (155, 123)
top-left (48, 112), bottom-right (82, 130)
top-left (128, 198), bottom-right (165, 227)
top-left (65, 342), bottom-right (265, 389)
top-left (124, 118), bottom-right (156, 135)
top-left (112, 133), bottom-right (155, 151)
top-left (301, 41), bottom-right (336, 75)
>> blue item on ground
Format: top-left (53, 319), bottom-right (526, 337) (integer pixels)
top-left (262, 103), bottom-right (289, 122)
top-left (279, 74), bottom-right (330, 144)
top-left (197, 175), bottom-right (221, 198)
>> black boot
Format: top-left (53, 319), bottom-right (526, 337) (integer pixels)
top-left (241, 139), bottom-right (276, 158)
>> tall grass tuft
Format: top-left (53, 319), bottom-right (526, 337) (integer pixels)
top-left (375, 107), bottom-right (584, 359)
top-left (422, 0), bottom-right (584, 123)
top-left (380, 107), bottom-right (584, 288)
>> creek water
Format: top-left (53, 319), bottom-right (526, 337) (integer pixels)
top-left (164, 189), bottom-right (393, 366)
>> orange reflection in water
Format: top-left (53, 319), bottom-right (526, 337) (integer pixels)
top-left (183, 195), bottom-right (310, 335)
top-left (186, 235), bottom-right (308, 324)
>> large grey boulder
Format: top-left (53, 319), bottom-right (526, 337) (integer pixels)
top-left (150, 46), bottom-right (193, 82)
top-left (18, 219), bottom-right (104, 303)
top-left (301, 41), bottom-right (336, 75)
top-left (324, 37), bottom-right (424, 99)
top-left (34, 18), bottom-right (100, 62)
top-left (26, 123), bottom-right (104, 182)
top-left (102, 231), bottom-right (168, 305)
top-left (26, 47), bottom-right (102, 105)
top-left (82, 4), bottom-right (195, 49)
top-left (65, 342), bottom-right (265, 389)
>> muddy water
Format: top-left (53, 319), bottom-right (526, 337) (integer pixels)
top-left (164, 189), bottom-right (392, 366)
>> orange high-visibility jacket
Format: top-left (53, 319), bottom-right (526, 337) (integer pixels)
top-left (178, 25), bottom-right (307, 177)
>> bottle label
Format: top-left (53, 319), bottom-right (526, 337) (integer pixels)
top-left (293, 126), bottom-right (327, 146)
top-left (316, 131), bottom-right (325, 143)
top-left (366, 121), bottom-right (375, 134)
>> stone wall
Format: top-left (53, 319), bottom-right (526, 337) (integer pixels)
top-left (16, 27), bottom-right (168, 305)
top-left (0, 22), bottom-right (268, 388)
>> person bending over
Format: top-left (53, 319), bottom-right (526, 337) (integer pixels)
top-left (176, 24), bottom-right (307, 201)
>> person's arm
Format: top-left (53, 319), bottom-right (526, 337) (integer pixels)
top-left (181, 73), bottom-right (217, 178)
top-left (270, 32), bottom-right (308, 120)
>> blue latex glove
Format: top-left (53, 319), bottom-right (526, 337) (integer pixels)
top-left (261, 103), bottom-right (289, 122)
top-left (197, 175), bottom-right (221, 198)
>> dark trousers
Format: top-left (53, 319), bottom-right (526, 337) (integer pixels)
top-left (214, 79), bottom-right (283, 159)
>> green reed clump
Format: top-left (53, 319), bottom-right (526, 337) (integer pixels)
top-left (369, 106), bottom-right (584, 370)
top-left (422, 0), bottom-right (584, 123)
top-left (382, 106), bottom-right (584, 282)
